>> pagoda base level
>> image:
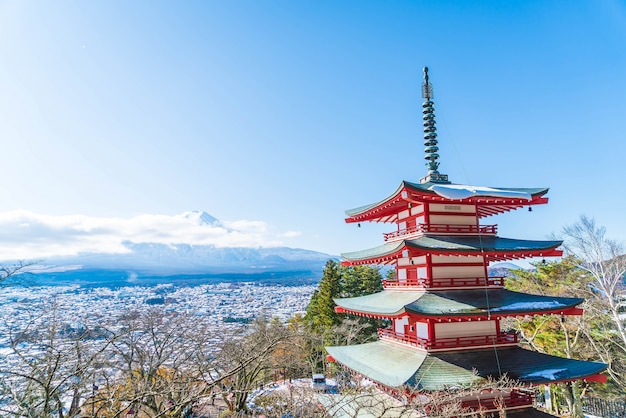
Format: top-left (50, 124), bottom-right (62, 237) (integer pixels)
top-left (325, 340), bottom-right (607, 390)
top-left (375, 382), bottom-right (535, 416)
top-left (320, 383), bottom-right (542, 417)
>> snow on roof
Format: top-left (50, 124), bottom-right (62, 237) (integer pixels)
top-left (490, 301), bottom-right (567, 312)
top-left (429, 184), bottom-right (532, 201)
top-left (523, 369), bottom-right (567, 381)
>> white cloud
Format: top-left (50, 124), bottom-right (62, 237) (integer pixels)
top-left (0, 210), bottom-right (290, 261)
top-left (278, 230), bottom-right (302, 238)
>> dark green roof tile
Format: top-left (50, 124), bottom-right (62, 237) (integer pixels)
top-left (334, 289), bottom-right (583, 316)
top-left (342, 236), bottom-right (562, 261)
top-left (406, 289), bottom-right (583, 316)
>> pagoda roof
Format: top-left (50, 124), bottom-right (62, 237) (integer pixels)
top-left (325, 341), bottom-right (607, 390)
top-left (345, 181), bottom-right (550, 223)
top-left (341, 236), bottom-right (562, 265)
top-left (334, 289), bottom-right (583, 318)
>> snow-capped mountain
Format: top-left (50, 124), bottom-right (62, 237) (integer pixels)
top-left (40, 242), bottom-right (333, 274)
top-left (177, 210), bottom-right (222, 226)
top-left (28, 211), bottom-right (335, 275)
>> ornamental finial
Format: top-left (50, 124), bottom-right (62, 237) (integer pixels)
top-left (420, 67), bottom-right (449, 184)
top-left (422, 67), bottom-right (432, 101)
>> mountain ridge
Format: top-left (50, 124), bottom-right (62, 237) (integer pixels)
top-left (32, 242), bottom-right (335, 275)
top-left (11, 210), bottom-right (335, 277)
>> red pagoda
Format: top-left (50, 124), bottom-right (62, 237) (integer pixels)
top-left (325, 68), bottom-right (607, 416)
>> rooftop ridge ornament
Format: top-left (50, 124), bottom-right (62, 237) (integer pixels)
top-left (419, 67), bottom-right (450, 184)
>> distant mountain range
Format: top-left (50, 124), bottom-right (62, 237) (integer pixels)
top-left (19, 244), bottom-right (334, 288)
top-left (16, 211), bottom-right (335, 284)
top-left (32, 243), bottom-right (335, 275)
top-left (488, 262), bottom-right (527, 277)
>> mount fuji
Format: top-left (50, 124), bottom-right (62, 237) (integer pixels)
top-left (176, 210), bottom-right (222, 227)
top-left (24, 211), bottom-right (335, 283)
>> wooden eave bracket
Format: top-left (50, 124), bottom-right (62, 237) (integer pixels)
top-left (334, 305), bottom-right (405, 319)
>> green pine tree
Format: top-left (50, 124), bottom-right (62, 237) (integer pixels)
top-left (305, 260), bottom-right (342, 332)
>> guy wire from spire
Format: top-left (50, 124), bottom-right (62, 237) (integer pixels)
top-left (474, 207), bottom-right (504, 377)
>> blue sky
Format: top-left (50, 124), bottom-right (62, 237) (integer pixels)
top-left (1, 1), bottom-right (625, 261)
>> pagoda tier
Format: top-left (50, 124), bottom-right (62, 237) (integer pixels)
top-left (326, 341), bottom-right (607, 391)
top-left (341, 235), bottom-right (562, 291)
top-left (343, 236), bottom-right (562, 263)
top-left (333, 289), bottom-right (584, 319)
top-left (334, 289), bottom-right (584, 352)
top-left (345, 181), bottom-right (549, 224)
top-left (341, 236), bottom-right (562, 291)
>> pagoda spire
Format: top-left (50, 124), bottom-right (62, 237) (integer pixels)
top-left (420, 66), bottom-right (449, 184)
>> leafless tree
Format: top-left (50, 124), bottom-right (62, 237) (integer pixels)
top-left (216, 318), bottom-right (294, 413)
top-left (0, 296), bottom-right (310, 418)
top-left (0, 301), bottom-right (116, 417)
top-left (562, 215), bottom-right (626, 389)
top-left (91, 308), bottom-right (221, 417)
top-left (562, 216), bottom-right (626, 342)
top-left (0, 260), bottom-right (37, 285)
top-left (251, 374), bottom-right (521, 418)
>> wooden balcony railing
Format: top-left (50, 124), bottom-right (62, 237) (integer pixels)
top-left (384, 223), bottom-right (497, 241)
top-left (425, 389), bottom-right (533, 415)
top-left (378, 328), bottom-right (518, 350)
top-left (383, 276), bottom-right (504, 289)
top-left (459, 389), bottom-right (534, 412)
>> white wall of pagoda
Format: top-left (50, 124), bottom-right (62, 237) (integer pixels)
top-left (431, 255), bottom-right (485, 279)
top-left (397, 206), bottom-right (424, 220)
top-left (427, 203), bottom-right (477, 226)
top-left (397, 256), bottom-right (426, 266)
top-left (394, 206), bottom-right (424, 234)
top-left (394, 317), bottom-right (409, 334)
top-left (415, 321), bottom-right (428, 339)
top-left (434, 321), bottom-right (496, 339)
top-left (393, 254), bottom-right (487, 287)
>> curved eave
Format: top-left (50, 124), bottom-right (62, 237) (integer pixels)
top-left (325, 341), bottom-right (438, 389)
top-left (333, 291), bottom-right (422, 318)
top-left (344, 182), bottom-right (550, 223)
top-left (344, 182), bottom-right (410, 224)
top-left (335, 306), bottom-right (406, 319)
top-left (436, 347), bottom-right (608, 387)
top-left (341, 241), bottom-right (406, 265)
top-left (341, 236), bottom-right (563, 266)
top-left (332, 289), bottom-right (583, 318)
top-left (404, 289), bottom-right (584, 317)
top-left (325, 341), bottom-right (607, 391)
top-left (417, 306), bottom-right (585, 321)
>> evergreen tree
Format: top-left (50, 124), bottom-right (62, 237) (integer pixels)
top-left (305, 260), bottom-right (342, 332)
top-left (357, 265), bottom-right (384, 295)
top-left (342, 265), bottom-right (383, 297)
top-left (305, 261), bottom-right (386, 356)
